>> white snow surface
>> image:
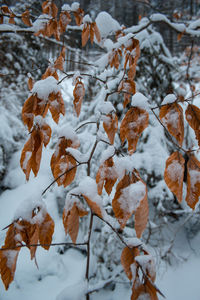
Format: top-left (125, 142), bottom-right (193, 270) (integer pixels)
top-left (131, 92), bottom-right (150, 111)
top-left (32, 76), bottom-right (60, 100)
top-left (162, 93), bottom-right (176, 105)
top-left (95, 12), bottom-right (121, 38)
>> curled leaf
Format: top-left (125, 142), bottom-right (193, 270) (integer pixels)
top-left (185, 155), bottom-right (200, 209)
top-left (164, 151), bottom-right (185, 203)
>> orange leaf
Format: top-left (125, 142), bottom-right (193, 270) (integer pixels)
top-left (63, 202), bottom-right (88, 243)
top-left (112, 170), bottom-right (147, 229)
top-left (59, 11), bottom-right (71, 33)
top-left (159, 102), bottom-right (184, 146)
top-left (22, 10), bottom-right (32, 26)
top-left (90, 23), bottom-right (95, 44)
top-left (39, 213), bottom-right (54, 250)
top-left (96, 157), bottom-right (118, 195)
top-left (121, 247), bottom-right (139, 280)
top-left (120, 107), bottom-right (149, 154)
top-left (0, 16), bottom-right (3, 24)
top-left (1, 6), bottom-right (11, 15)
top-left (185, 104), bottom-right (200, 147)
top-left (103, 113), bottom-right (118, 144)
top-left (53, 155), bottom-right (77, 187)
top-left (48, 92), bottom-right (65, 123)
top-left (82, 195), bottom-right (103, 218)
top-left (28, 77), bottom-right (34, 91)
top-left (73, 8), bottom-right (84, 26)
top-left (82, 23), bottom-right (90, 47)
top-left (73, 81), bottom-right (85, 117)
top-left (20, 127), bottom-right (44, 180)
top-left (185, 155), bottom-right (200, 209)
top-left (94, 22), bottom-right (101, 43)
top-left (118, 79), bottom-right (136, 108)
top-left (164, 151), bottom-right (185, 203)
top-left (22, 95), bottom-right (37, 131)
top-left (0, 249), bottom-right (19, 290)
top-left (134, 185), bottom-right (148, 238)
top-left (63, 203), bottom-right (79, 243)
top-left (9, 13), bottom-right (15, 24)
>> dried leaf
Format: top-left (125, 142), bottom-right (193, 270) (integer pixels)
top-left (20, 128), bottom-right (44, 180)
top-left (28, 77), bottom-right (34, 91)
top-left (164, 151), bottom-right (185, 203)
top-left (22, 10), bottom-right (32, 26)
top-left (82, 23), bottom-right (90, 47)
top-left (22, 95), bottom-right (37, 131)
top-left (39, 213), bottom-right (54, 250)
top-left (103, 113), bottom-right (118, 144)
top-left (185, 155), bottom-right (200, 209)
top-left (120, 107), bottom-right (149, 154)
top-left (1, 6), bottom-right (11, 15)
top-left (63, 203), bottom-right (87, 243)
top-left (53, 155), bottom-right (77, 187)
top-left (159, 102), bottom-right (184, 146)
top-left (49, 92), bottom-right (65, 123)
top-left (73, 81), bottom-right (85, 117)
top-left (82, 195), bottom-right (103, 218)
top-left (134, 185), bottom-right (148, 238)
top-left (94, 22), bottom-right (101, 43)
top-left (118, 79), bottom-right (136, 108)
top-left (0, 249), bottom-right (19, 290)
top-left (9, 13), bottom-right (15, 24)
top-left (90, 23), bottom-right (95, 44)
top-left (185, 104), bottom-right (200, 147)
top-left (59, 11), bottom-right (71, 33)
top-left (121, 247), bottom-right (139, 280)
top-left (112, 170), bottom-right (147, 229)
top-left (73, 8), bottom-right (84, 26)
top-left (96, 157), bottom-right (118, 195)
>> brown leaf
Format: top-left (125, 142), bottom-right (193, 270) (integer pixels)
top-left (118, 79), bottom-right (136, 108)
top-left (112, 170), bottom-right (147, 229)
top-left (121, 247), bottom-right (139, 280)
top-left (63, 202), bottom-right (88, 243)
top-left (59, 11), bottom-right (71, 33)
top-left (120, 107), bottom-right (149, 154)
top-left (90, 23), bottom-right (95, 44)
top-left (159, 102), bottom-right (184, 146)
top-left (39, 213), bottom-right (54, 250)
top-left (94, 22), bottom-right (101, 43)
top-left (20, 128), bottom-right (44, 180)
top-left (96, 157), bottom-right (118, 195)
top-left (49, 92), bottom-right (65, 123)
top-left (82, 195), bottom-right (103, 218)
top-left (73, 8), bottom-right (84, 26)
top-left (82, 23), bottom-right (90, 47)
top-left (22, 95), bottom-right (37, 131)
top-left (185, 104), bottom-right (200, 147)
top-left (53, 155), bottom-right (77, 187)
top-left (9, 13), bottom-right (15, 24)
top-left (22, 10), bottom-right (32, 26)
top-left (28, 77), bottom-right (34, 91)
top-left (1, 6), bottom-right (11, 15)
top-left (164, 151), bottom-right (185, 203)
top-left (0, 16), bottom-right (3, 24)
top-left (63, 203), bottom-right (79, 243)
top-left (134, 184), bottom-right (148, 238)
top-left (103, 113), bottom-right (118, 144)
top-left (185, 155), bottom-right (200, 209)
top-left (73, 81), bottom-right (85, 117)
top-left (0, 249), bottom-right (19, 290)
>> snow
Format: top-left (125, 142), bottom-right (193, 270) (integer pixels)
top-left (58, 125), bottom-right (79, 147)
top-left (118, 181), bottom-right (146, 214)
top-left (99, 101), bottom-right (115, 115)
top-left (162, 93), bottom-right (176, 105)
top-left (131, 92), bottom-right (150, 111)
top-left (95, 12), bottom-right (121, 39)
top-left (100, 146), bottom-right (115, 165)
top-left (61, 4), bottom-right (71, 11)
top-left (32, 77), bottom-right (60, 100)
top-left (71, 2), bottom-right (80, 12)
top-left (83, 14), bottom-right (92, 24)
top-left (166, 160), bottom-right (183, 183)
top-left (78, 177), bottom-right (103, 210)
top-left (32, 14), bottom-right (50, 33)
